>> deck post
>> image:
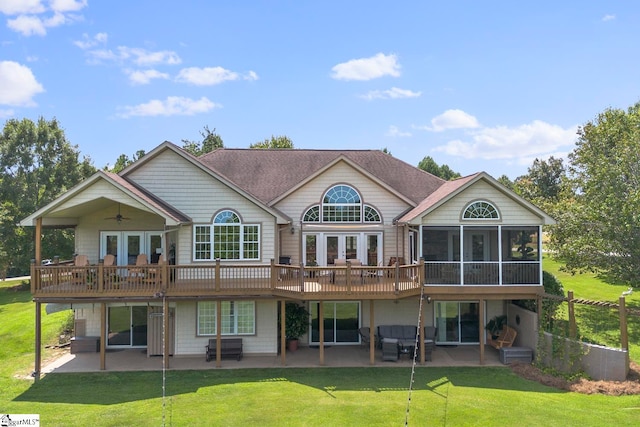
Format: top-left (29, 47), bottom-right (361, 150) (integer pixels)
top-left (280, 300), bottom-right (286, 366)
top-left (100, 303), bottom-right (106, 370)
top-left (319, 301), bottom-right (325, 366)
top-left (479, 298), bottom-right (485, 365)
top-left (164, 296), bottom-right (170, 369)
top-left (419, 297), bottom-right (425, 364)
top-left (369, 301), bottom-right (375, 365)
top-left (216, 300), bottom-right (222, 368)
top-left (215, 259), bottom-right (221, 292)
top-left (619, 296), bottom-right (629, 370)
top-left (97, 258), bottom-right (104, 292)
top-left (34, 301), bottom-right (41, 381)
top-left (35, 217), bottom-right (42, 266)
top-left (568, 291), bottom-right (576, 339)
top-left (271, 259), bottom-right (276, 291)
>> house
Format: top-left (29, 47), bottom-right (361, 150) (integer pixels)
top-left (21, 142), bottom-right (554, 375)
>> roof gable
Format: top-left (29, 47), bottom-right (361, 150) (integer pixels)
top-left (198, 149), bottom-right (445, 205)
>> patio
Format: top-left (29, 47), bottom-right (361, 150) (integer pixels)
top-left (43, 344), bottom-right (504, 374)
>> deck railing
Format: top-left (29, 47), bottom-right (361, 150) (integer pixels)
top-left (30, 258), bottom-right (541, 299)
top-left (30, 259), bottom-right (424, 299)
top-left (424, 261), bottom-right (541, 285)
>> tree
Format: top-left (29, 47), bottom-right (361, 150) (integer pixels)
top-left (497, 174), bottom-right (514, 190)
top-left (513, 156), bottom-right (567, 210)
top-left (417, 156), bottom-right (461, 180)
top-left (106, 150), bottom-right (146, 173)
top-left (550, 102), bottom-right (640, 286)
top-left (182, 125), bottom-right (224, 156)
top-left (0, 117), bottom-right (95, 275)
top-left (250, 135), bottom-right (294, 149)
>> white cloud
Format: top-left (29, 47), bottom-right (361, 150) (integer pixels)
top-left (244, 70), bottom-right (259, 81)
top-left (417, 109), bottom-right (481, 132)
top-left (7, 14), bottom-right (46, 36)
top-left (84, 46), bottom-right (182, 67)
top-left (50, 0), bottom-right (87, 13)
top-left (385, 125), bottom-right (412, 138)
top-left (126, 69), bottom-right (170, 85)
top-left (2, 0), bottom-right (86, 36)
top-left (433, 120), bottom-right (577, 161)
top-left (175, 67), bottom-right (238, 85)
top-left (602, 14), bottom-right (616, 22)
top-left (0, 0), bottom-right (45, 15)
top-left (117, 96), bottom-right (220, 118)
top-left (331, 53), bottom-right (401, 81)
top-left (0, 61), bottom-right (44, 106)
top-left (0, 108), bottom-right (14, 118)
top-left (117, 47), bottom-right (181, 66)
top-left (361, 87), bottom-right (421, 100)
top-left (74, 32), bottom-right (108, 50)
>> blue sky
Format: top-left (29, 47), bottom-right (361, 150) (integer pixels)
top-left (1, 1), bottom-right (639, 179)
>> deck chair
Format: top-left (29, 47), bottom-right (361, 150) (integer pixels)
top-left (487, 325), bottom-right (517, 349)
top-left (71, 255), bottom-right (90, 285)
top-left (102, 254), bottom-right (117, 286)
top-left (362, 260), bottom-right (384, 282)
top-left (128, 254), bottom-right (149, 284)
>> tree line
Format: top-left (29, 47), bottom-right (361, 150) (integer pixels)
top-left (2, 102), bottom-right (640, 286)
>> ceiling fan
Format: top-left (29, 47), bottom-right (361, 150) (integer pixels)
top-left (104, 203), bottom-right (130, 223)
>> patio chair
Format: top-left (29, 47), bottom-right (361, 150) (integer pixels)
top-left (423, 326), bottom-right (437, 361)
top-left (362, 260), bottom-right (384, 282)
top-left (358, 326), bottom-right (378, 349)
top-left (71, 254), bottom-right (90, 286)
top-left (333, 258), bottom-right (361, 283)
top-left (128, 254), bottom-right (149, 285)
top-left (487, 325), bottom-right (517, 349)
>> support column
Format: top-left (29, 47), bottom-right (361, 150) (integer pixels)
top-left (216, 300), bottom-right (222, 368)
top-left (280, 300), bottom-right (286, 366)
top-left (34, 301), bottom-right (42, 381)
top-left (369, 300), bottom-right (375, 365)
top-left (163, 297), bottom-right (170, 369)
top-left (479, 298), bottom-right (485, 365)
top-left (568, 291), bottom-right (576, 339)
top-left (319, 301), bottom-right (325, 366)
top-left (100, 303), bottom-right (106, 370)
top-left (35, 217), bottom-right (42, 266)
top-left (619, 296), bottom-right (629, 370)
top-left (419, 297), bottom-right (425, 364)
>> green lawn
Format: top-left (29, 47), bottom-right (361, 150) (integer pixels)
top-left (543, 255), bottom-right (640, 363)
top-left (1, 276), bottom-right (639, 426)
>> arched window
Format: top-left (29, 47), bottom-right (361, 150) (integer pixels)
top-left (194, 210), bottom-right (260, 260)
top-left (303, 205), bottom-right (320, 222)
top-left (364, 206), bottom-right (381, 223)
top-left (462, 201), bottom-right (500, 219)
top-left (322, 185), bottom-right (361, 222)
top-left (302, 185), bottom-right (382, 223)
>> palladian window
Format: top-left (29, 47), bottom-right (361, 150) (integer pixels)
top-left (303, 185), bottom-right (381, 224)
top-left (194, 210), bottom-right (260, 261)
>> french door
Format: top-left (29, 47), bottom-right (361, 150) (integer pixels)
top-left (100, 231), bottom-right (163, 266)
top-left (303, 232), bottom-right (381, 266)
top-left (435, 301), bottom-right (480, 344)
top-left (310, 301), bottom-right (360, 345)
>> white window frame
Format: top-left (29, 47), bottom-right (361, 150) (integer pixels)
top-left (197, 301), bottom-right (256, 336)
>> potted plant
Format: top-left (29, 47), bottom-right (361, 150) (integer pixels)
top-left (285, 302), bottom-right (309, 351)
top-left (485, 314), bottom-right (507, 339)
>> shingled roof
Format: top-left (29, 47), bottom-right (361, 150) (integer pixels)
top-left (198, 149), bottom-right (445, 205)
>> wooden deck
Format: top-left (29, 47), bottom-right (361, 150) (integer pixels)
top-left (30, 260), bottom-right (543, 301)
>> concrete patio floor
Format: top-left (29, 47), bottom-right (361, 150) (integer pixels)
top-left (43, 345), bottom-right (504, 374)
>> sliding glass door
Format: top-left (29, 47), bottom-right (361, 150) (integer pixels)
top-left (435, 301), bottom-right (480, 344)
top-left (310, 301), bottom-right (360, 345)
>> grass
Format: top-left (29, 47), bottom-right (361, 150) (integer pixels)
top-left (543, 255), bottom-right (640, 363)
top-left (1, 275), bottom-right (639, 426)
